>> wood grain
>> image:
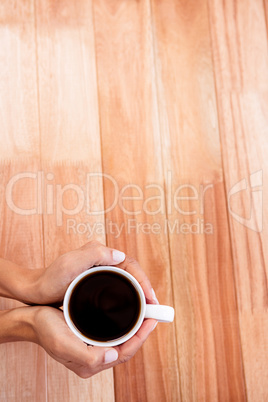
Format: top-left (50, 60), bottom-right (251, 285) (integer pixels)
top-left (208, 1), bottom-right (268, 399)
top-left (151, 0), bottom-right (246, 400)
top-left (92, 0), bottom-right (180, 401)
top-left (0, 0), bottom-right (267, 400)
top-left (265, 0), bottom-right (268, 38)
top-left (35, 0), bottom-right (114, 401)
top-left (0, 1), bottom-right (46, 401)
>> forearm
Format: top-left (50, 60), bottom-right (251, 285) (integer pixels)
top-left (0, 258), bottom-right (44, 305)
top-left (0, 307), bottom-right (37, 344)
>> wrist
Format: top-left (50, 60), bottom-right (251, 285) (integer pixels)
top-left (26, 269), bottom-right (46, 305)
top-left (0, 258), bottom-right (45, 305)
top-left (0, 307), bottom-right (39, 344)
top-left (16, 268), bottom-right (45, 305)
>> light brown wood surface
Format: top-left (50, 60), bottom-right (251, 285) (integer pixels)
top-left (0, 1), bottom-right (46, 400)
top-left (0, 0), bottom-right (267, 401)
top-left (35, 0), bottom-right (114, 400)
top-left (152, 1), bottom-right (246, 400)
top-left (93, 1), bottom-right (180, 400)
top-left (208, 1), bottom-right (268, 400)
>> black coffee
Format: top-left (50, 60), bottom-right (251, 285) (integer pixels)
top-left (69, 271), bottom-right (141, 342)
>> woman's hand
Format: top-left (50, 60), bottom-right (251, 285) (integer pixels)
top-left (31, 306), bottom-right (158, 378)
top-left (34, 241), bottom-right (125, 304)
top-left (33, 306), bottom-right (157, 378)
top-left (34, 241), bottom-right (159, 306)
top-left (0, 305), bottom-right (157, 378)
top-left (0, 241), bottom-right (159, 306)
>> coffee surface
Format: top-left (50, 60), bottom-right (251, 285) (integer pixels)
top-left (69, 271), bottom-right (141, 342)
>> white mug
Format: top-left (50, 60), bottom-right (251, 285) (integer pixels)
top-left (63, 266), bottom-right (175, 347)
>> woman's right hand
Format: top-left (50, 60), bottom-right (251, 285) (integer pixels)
top-left (29, 305), bottom-right (157, 378)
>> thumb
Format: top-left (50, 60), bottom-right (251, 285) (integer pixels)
top-left (81, 346), bottom-right (119, 376)
top-left (76, 241), bottom-right (126, 268)
top-left (58, 336), bottom-right (119, 378)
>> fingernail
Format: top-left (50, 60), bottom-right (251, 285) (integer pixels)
top-left (104, 349), bottom-right (118, 364)
top-left (151, 321), bottom-right (158, 332)
top-left (151, 288), bottom-right (159, 304)
top-left (112, 250), bottom-right (125, 263)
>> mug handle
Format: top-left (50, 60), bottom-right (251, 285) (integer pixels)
top-left (145, 304), bottom-right (175, 323)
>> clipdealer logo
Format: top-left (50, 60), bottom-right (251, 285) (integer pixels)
top-left (4, 171), bottom-right (214, 235)
top-left (4, 170), bottom-right (263, 235)
top-left (227, 170), bottom-right (263, 232)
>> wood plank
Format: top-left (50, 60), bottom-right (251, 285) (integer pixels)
top-left (35, 0), bottom-right (114, 400)
top-left (151, 0), bottom-right (246, 400)
top-left (265, 0), bottom-right (268, 38)
top-left (0, 1), bottom-right (46, 400)
top-left (92, 0), bottom-right (180, 401)
top-left (1, 0), bottom-right (266, 400)
top-left (208, 0), bottom-right (268, 93)
top-left (208, 0), bottom-right (268, 400)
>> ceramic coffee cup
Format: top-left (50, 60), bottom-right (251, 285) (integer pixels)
top-left (63, 266), bottom-right (175, 347)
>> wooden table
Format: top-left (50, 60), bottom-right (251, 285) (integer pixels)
top-left (0, 1), bottom-right (267, 400)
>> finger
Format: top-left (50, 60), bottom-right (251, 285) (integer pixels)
top-left (59, 337), bottom-right (119, 377)
top-left (116, 256), bottom-right (158, 304)
top-left (85, 345), bottom-right (119, 367)
top-left (81, 346), bottom-right (119, 377)
top-left (48, 309), bottom-right (119, 377)
top-left (82, 320), bottom-right (157, 373)
top-left (72, 241), bottom-right (126, 271)
top-left (75, 244), bottom-right (159, 303)
top-left (115, 319), bottom-right (157, 364)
